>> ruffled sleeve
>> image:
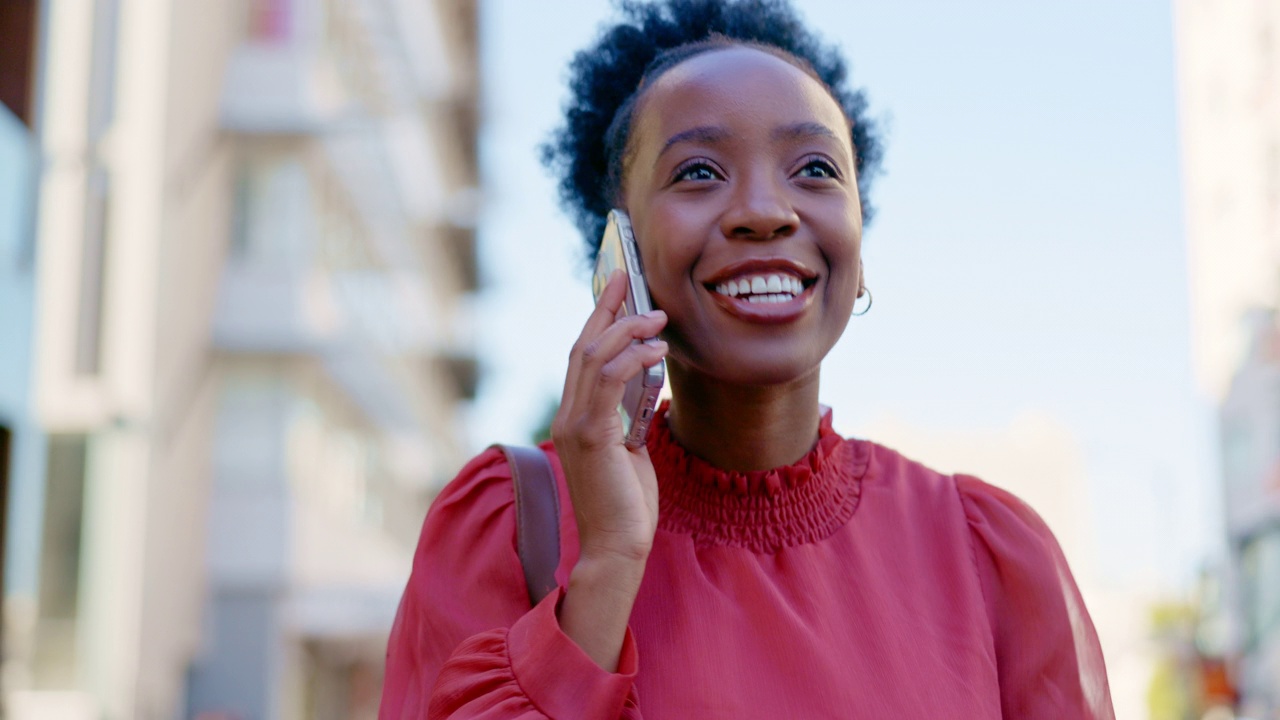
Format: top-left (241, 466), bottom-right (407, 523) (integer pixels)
top-left (957, 474), bottom-right (1115, 720)
top-left (379, 447), bottom-right (640, 720)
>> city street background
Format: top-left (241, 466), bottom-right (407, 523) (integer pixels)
top-left (1, 0), bottom-right (1276, 718)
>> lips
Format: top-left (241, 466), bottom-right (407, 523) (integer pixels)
top-left (702, 257), bottom-right (819, 324)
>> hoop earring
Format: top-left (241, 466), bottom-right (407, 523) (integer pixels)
top-left (852, 288), bottom-right (873, 316)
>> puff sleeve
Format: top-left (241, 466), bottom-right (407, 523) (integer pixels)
top-left (379, 447), bottom-right (640, 719)
top-left (957, 474), bottom-right (1115, 720)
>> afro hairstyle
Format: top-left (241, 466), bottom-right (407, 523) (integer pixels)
top-left (541, 0), bottom-right (884, 264)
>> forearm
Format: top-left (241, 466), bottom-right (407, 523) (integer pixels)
top-left (559, 553), bottom-right (648, 671)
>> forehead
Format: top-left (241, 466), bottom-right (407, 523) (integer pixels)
top-left (633, 46), bottom-right (851, 150)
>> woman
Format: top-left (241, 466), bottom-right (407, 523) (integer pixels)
top-left (382, 1), bottom-right (1114, 717)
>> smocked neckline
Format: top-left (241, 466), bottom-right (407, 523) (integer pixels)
top-left (646, 402), bottom-right (868, 553)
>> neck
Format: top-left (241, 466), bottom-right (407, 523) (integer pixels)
top-left (664, 362), bottom-right (822, 472)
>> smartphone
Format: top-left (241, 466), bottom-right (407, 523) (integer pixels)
top-left (592, 210), bottom-right (665, 448)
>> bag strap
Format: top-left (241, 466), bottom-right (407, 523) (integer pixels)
top-left (493, 444), bottom-right (561, 606)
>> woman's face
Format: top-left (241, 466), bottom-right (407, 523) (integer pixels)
top-left (622, 46), bottom-right (863, 386)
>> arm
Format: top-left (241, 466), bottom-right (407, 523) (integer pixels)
top-left (381, 273), bottom-right (668, 719)
top-left (957, 474), bottom-right (1115, 720)
top-left (549, 269), bottom-right (668, 671)
top-left (379, 449), bottom-right (641, 720)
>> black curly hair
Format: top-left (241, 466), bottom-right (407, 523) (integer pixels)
top-left (541, 0), bottom-right (884, 263)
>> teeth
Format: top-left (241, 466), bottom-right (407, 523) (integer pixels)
top-left (712, 273), bottom-right (809, 300)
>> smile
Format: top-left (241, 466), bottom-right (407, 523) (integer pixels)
top-left (713, 273), bottom-right (807, 303)
top-left (703, 259), bottom-right (819, 324)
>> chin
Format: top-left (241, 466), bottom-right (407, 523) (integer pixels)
top-left (680, 349), bottom-right (825, 388)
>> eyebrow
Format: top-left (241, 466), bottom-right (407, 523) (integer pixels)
top-left (771, 121), bottom-right (840, 143)
top-left (658, 125), bottom-right (731, 159)
top-left (657, 121), bottom-right (843, 160)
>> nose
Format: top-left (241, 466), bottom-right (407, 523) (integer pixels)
top-left (719, 170), bottom-right (799, 241)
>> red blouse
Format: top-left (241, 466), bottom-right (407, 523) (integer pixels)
top-left (381, 405), bottom-right (1114, 719)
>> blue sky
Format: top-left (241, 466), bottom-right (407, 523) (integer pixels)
top-left (471, 0), bottom-right (1216, 589)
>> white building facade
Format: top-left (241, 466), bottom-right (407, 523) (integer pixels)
top-left (188, 1), bottom-right (480, 718)
top-left (4, 0), bottom-right (479, 718)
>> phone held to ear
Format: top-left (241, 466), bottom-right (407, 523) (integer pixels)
top-left (592, 210), bottom-right (665, 449)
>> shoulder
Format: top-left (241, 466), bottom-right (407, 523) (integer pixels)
top-left (429, 446), bottom-right (512, 510)
top-left (855, 440), bottom-right (1057, 542)
top-left (420, 442), bottom-right (563, 536)
top-left (853, 440), bottom-right (1071, 581)
top-left (953, 473), bottom-right (1061, 563)
top-left (387, 444), bottom-right (563, 703)
top-left (952, 480), bottom-right (1114, 715)
top-left (853, 439), bottom-right (963, 517)
top-left (419, 441), bottom-right (567, 542)
top-left (953, 473), bottom-right (1088, 653)
top-left (403, 442), bottom-right (565, 618)
top-left (407, 446), bottom-right (518, 574)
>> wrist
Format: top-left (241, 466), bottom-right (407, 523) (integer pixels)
top-left (561, 554), bottom-right (647, 672)
top-left (570, 550), bottom-right (648, 597)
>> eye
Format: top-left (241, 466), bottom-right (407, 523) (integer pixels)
top-left (672, 159), bottom-right (724, 183)
top-left (795, 155), bottom-right (841, 180)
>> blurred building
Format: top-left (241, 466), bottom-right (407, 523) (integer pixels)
top-left (1176, 0), bottom-right (1280, 715)
top-left (1217, 311), bottom-right (1280, 714)
top-left (0, 0), bottom-right (49, 714)
top-left (1178, 0), bottom-right (1280, 402)
top-left (2, 0), bottom-right (479, 718)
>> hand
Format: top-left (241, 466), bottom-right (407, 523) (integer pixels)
top-left (552, 270), bottom-right (667, 671)
top-left (552, 270), bottom-right (668, 565)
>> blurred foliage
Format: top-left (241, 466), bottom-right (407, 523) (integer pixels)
top-left (531, 398), bottom-right (558, 445)
top-left (1147, 598), bottom-right (1236, 720)
top-left (1148, 655), bottom-right (1193, 720)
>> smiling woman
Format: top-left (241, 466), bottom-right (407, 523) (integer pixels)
top-left (380, 1), bottom-right (1114, 718)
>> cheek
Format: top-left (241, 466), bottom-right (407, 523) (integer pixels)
top-left (825, 234), bottom-right (862, 293)
top-left (632, 204), bottom-right (702, 305)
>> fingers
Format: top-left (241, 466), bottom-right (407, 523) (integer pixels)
top-left (556, 270), bottom-right (668, 448)
top-left (570, 311), bottom-right (666, 420)
top-left (565, 314), bottom-right (667, 443)
top-left (561, 271), bottom-right (666, 412)
top-left (562, 271), bottom-right (627, 410)
top-left (588, 337), bottom-right (667, 419)
top-left (561, 337), bottom-right (667, 451)
top-left (581, 270), bottom-right (630, 339)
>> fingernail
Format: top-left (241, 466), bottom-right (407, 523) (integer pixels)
top-left (643, 310), bottom-right (664, 318)
top-left (644, 338), bottom-right (665, 347)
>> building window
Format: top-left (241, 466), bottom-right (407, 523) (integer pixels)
top-left (74, 0), bottom-right (121, 376)
top-left (75, 169), bottom-right (110, 375)
top-left (33, 434), bottom-right (89, 689)
top-left (1240, 526), bottom-right (1280, 652)
top-left (87, 0), bottom-right (120, 142)
top-left (229, 151), bottom-right (311, 268)
top-left (1222, 419), bottom-right (1254, 497)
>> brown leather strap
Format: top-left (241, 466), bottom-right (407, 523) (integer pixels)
top-left (494, 444), bottom-right (561, 606)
